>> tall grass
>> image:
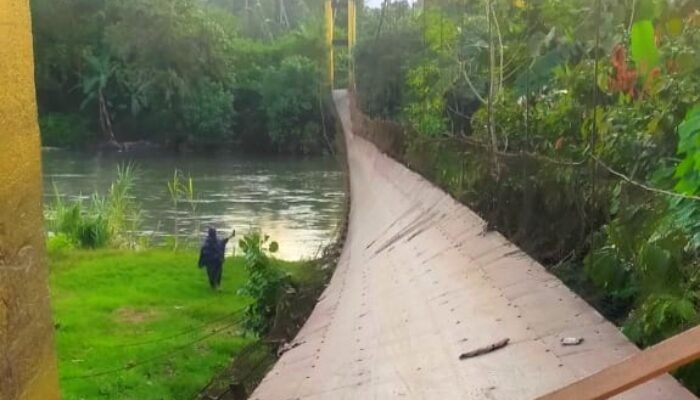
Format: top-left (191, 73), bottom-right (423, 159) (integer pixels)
top-left (46, 163), bottom-right (141, 249)
top-left (108, 163), bottom-right (142, 248)
top-left (166, 169), bottom-right (198, 249)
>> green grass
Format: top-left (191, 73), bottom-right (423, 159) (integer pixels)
top-left (49, 248), bottom-right (308, 400)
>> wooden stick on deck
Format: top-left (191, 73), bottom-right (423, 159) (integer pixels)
top-left (537, 325), bottom-right (700, 400)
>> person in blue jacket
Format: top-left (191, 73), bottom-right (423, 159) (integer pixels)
top-left (198, 227), bottom-right (236, 289)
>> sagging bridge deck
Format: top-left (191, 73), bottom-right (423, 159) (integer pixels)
top-left (250, 90), bottom-right (695, 400)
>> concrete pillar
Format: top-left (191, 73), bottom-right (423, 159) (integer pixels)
top-left (0, 1), bottom-right (61, 399)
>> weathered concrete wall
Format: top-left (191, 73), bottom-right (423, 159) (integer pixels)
top-left (0, 1), bottom-right (60, 399)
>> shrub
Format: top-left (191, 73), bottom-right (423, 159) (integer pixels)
top-left (46, 233), bottom-right (75, 254)
top-left (585, 196), bottom-right (700, 350)
top-left (46, 192), bottom-right (111, 249)
top-left (238, 231), bottom-right (292, 336)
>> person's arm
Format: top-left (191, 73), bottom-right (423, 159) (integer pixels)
top-left (220, 229), bottom-right (236, 248)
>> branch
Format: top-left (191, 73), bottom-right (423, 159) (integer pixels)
top-left (457, 59), bottom-right (487, 104)
top-left (490, 2), bottom-right (504, 98)
top-left (592, 156), bottom-right (700, 202)
top-left (375, 0), bottom-right (390, 40)
top-left (628, 0), bottom-right (637, 32)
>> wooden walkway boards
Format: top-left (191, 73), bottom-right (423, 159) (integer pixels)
top-left (249, 90), bottom-right (696, 400)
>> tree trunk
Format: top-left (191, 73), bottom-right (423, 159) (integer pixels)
top-left (279, 0), bottom-right (290, 29)
top-left (98, 89), bottom-right (117, 145)
top-left (486, 0), bottom-right (500, 177)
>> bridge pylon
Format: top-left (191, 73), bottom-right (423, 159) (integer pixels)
top-left (324, 0), bottom-right (334, 88)
top-left (324, 0), bottom-right (357, 89)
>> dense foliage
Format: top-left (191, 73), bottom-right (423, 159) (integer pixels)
top-left (31, 0), bottom-right (329, 154)
top-left (355, 0), bottom-right (700, 391)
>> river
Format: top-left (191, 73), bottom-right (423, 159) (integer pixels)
top-left (42, 150), bottom-right (345, 260)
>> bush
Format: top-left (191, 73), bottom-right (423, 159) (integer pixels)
top-left (237, 231), bottom-right (292, 337)
top-left (75, 209), bottom-right (111, 249)
top-left (39, 113), bottom-right (91, 147)
top-left (46, 233), bottom-right (75, 254)
top-left (46, 193), bottom-right (111, 249)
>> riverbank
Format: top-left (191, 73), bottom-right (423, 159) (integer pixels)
top-left (43, 149), bottom-right (345, 261)
top-left (49, 248), bottom-right (315, 400)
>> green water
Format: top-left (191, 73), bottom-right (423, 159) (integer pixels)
top-left (42, 150), bottom-right (345, 260)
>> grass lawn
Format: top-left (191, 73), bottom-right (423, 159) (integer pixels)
top-left (49, 248), bottom-right (306, 400)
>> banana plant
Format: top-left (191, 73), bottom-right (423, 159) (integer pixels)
top-left (80, 51), bottom-right (118, 144)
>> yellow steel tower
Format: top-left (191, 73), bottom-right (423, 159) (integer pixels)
top-left (324, 0), bottom-right (334, 87)
top-left (347, 0), bottom-right (357, 88)
top-left (0, 1), bottom-right (61, 399)
top-left (325, 0), bottom-right (357, 89)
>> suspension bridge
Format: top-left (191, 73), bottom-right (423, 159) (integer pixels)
top-left (251, 3), bottom-right (700, 397)
top-left (247, 91), bottom-right (698, 399)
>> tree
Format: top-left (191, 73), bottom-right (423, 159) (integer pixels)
top-left (181, 78), bottom-right (235, 146)
top-left (80, 51), bottom-right (118, 143)
top-left (259, 56), bottom-right (323, 154)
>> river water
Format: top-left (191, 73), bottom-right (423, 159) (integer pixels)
top-left (42, 150), bottom-right (346, 260)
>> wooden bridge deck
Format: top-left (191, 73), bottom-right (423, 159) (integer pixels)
top-left (249, 90), bottom-right (695, 400)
